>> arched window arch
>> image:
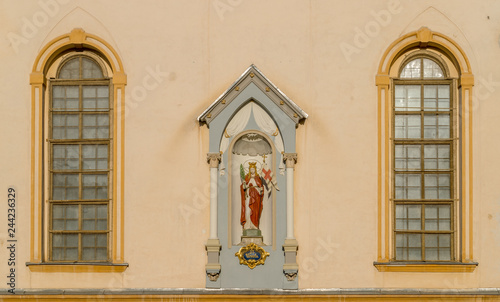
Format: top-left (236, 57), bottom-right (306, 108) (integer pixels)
top-left (29, 29), bottom-right (127, 271)
top-left (57, 56), bottom-right (106, 79)
top-left (375, 27), bottom-right (477, 272)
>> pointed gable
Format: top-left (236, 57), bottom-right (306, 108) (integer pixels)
top-left (198, 65), bottom-right (308, 126)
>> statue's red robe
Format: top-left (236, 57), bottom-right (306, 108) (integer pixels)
top-left (240, 174), bottom-right (264, 229)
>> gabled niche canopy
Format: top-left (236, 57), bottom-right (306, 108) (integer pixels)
top-left (198, 65), bottom-right (308, 127)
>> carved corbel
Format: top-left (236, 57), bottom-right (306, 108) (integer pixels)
top-left (283, 239), bottom-right (299, 282)
top-left (207, 271), bottom-right (220, 282)
top-left (284, 271), bottom-right (297, 281)
top-left (206, 239), bottom-right (222, 282)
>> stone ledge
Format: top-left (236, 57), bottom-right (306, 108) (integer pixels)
top-left (26, 263), bottom-right (129, 273)
top-left (3, 288), bottom-right (500, 296)
top-left (373, 261), bottom-right (478, 273)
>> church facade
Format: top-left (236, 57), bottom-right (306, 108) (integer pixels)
top-left (1, 0), bottom-right (500, 300)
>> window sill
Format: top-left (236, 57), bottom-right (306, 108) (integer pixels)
top-left (373, 261), bottom-right (478, 273)
top-left (26, 262), bottom-right (128, 273)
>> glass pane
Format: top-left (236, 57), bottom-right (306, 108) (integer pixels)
top-left (52, 174), bottom-right (79, 200)
top-left (82, 205), bottom-right (107, 230)
top-left (66, 234), bottom-right (78, 246)
top-left (59, 58), bottom-right (80, 79)
top-left (425, 205), bottom-right (451, 231)
top-left (97, 187), bottom-right (108, 199)
top-left (82, 114), bottom-right (109, 139)
top-left (395, 204), bottom-right (422, 230)
top-left (82, 86), bottom-right (109, 111)
top-left (66, 248), bottom-right (78, 260)
top-left (395, 174), bottom-right (421, 199)
top-left (53, 220), bottom-right (64, 230)
top-left (82, 234), bottom-right (95, 247)
top-left (66, 220), bottom-right (78, 230)
top-left (82, 145), bottom-right (108, 170)
top-left (425, 234), bottom-right (451, 260)
top-left (51, 234), bottom-right (78, 261)
top-left (82, 174), bottom-right (108, 200)
top-left (52, 114), bottom-right (79, 139)
top-left (52, 234), bottom-right (63, 246)
top-left (81, 234), bottom-right (107, 261)
top-left (424, 115), bottom-right (450, 139)
top-left (82, 248), bottom-right (94, 260)
top-left (423, 58), bottom-right (444, 78)
top-left (66, 188), bottom-right (79, 200)
top-left (52, 205), bottom-right (64, 218)
top-left (97, 220), bottom-right (107, 230)
top-left (98, 204), bottom-right (107, 218)
top-left (52, 248), bottom-right (63, 261)
top-left (53, 85), bottom-right (65, 98)
top-left (400, 59), bottom-right (421, 78)
top-left (395, 115), bottom-right (421, 139)
top-left (395, 85), bottom-right (420, 111)
top-left (424, 145), bottom-right (450, 170)
top-left (96, 248), bottom-right (107, 260)
top-left (97, 234), bottom-right (107, 246)
top-left (424, 85), bottom-right (450, 111)
top-left (424, 174), bottom-right (451, 199)
top-left (440, 234), bottom-right (451, 247)
top-left (83, 180), bottom-right (107, 200)
top-left (395, 233), bottom-right (422, 260)
top-left (52, 145), bottom-right (79, 170)
top-left (52, 205), bottom-right (79, 230)
top-left (52, 86), bottom-right (79, 111)
top-left (82, 204), bottom-right (95, 219)
top-left (395, 145), bottom-right (421, 171)
top-left (52, 188), bottom-right (64, 200)
top-left (82, 58), bottom-right (104, 79)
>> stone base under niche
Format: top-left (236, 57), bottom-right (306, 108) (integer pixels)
top-left (239, 229), bottom-right (265, 246)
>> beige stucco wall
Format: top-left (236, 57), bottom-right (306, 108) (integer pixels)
top-left (1, 0), bottom-right (500, 290)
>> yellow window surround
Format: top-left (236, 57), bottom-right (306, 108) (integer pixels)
top-left (30, 28), bottom-right (127, 266)
top-left (375, 27), bottom-right (475, 267)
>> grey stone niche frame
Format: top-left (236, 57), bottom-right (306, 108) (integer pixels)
top-left (198, 65), bottom-right (307, 289)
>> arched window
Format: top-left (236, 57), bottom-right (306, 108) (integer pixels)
top-left (393, 54), bottom-right (454, 261)
top-left (375, 28), bottom-right (477, 272)
top-left (29, 29), bottom-right (127, 271)
top-left (49, 54), bottom-right (111, 262)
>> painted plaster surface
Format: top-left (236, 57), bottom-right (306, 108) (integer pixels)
top-left (0, 0), bottom-right (499, 291)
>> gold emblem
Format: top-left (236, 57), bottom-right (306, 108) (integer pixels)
top-left (235, 243), bottom-right (270, 269)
